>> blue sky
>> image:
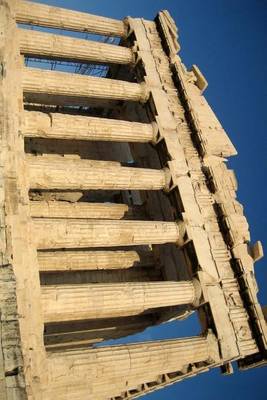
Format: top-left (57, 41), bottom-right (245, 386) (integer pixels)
top-left (30, 0), bottom-right (267, 398)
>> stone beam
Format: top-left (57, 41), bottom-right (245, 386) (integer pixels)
top-left (19, 28), bottom-right (133, 65)
top-left (44, 333), bottom-right (219, 398)
top-left (22, 68), bottom-right (148, 103)
top-left (30, 200), bottom-right (128, 219)
top-left (42, 280), bottom-right (200, 322)
top-left (16, 0), bottom-right (126, 37)
top-left (32, 219), bottom-right (180, 249)
top-left (38, 249), bottom-right (154, 272)
top-left (27, 156), bottom-right (170, 191)
top-left (23, 111), bottom-right (155, 143)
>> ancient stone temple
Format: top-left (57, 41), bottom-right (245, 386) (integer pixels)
top-left (0, 0), bottom-right (266, 399)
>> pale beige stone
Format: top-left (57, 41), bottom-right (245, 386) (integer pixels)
top-left (42, 280), bottom-right (198, 322)
top-left (1, 1), bottom-right (265, 399)
top-left (19, 28), bottom-right (133, 65)
top-left (32, 218), bottom-right (180, 249)
top-left (23, 68), bottom-right (148, 103)
top-left (38, 249), bottom-right (153, 271)
top-left (27, 155), bottom-right (170, 191)
top-left (23, 111), bottom-right (155, 142)
top-left (44, 334), bottom-right (219, 399)
top-left (16, 0), bottom-right (126, 36)
top-left (30, 200), bottom-right (129, 219)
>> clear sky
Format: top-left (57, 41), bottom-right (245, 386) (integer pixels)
top-left (30, 0), bottom-right (267, 398)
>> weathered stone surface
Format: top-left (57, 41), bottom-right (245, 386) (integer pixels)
top-left (23, 111), bottom-right (155, 142)
top-left (27, 155), bottom-right (170, 191)
top-left (16, 0), bottom-right (126, 36)
top-left (38, 249), bottom-right (154, 271)
top-left (23, 68), bottom-right (148, 103)
top-left (32, 219), bottom-right (180, 249)
top-left (19, 28), bottom-right (133, 64)
top-left (0, 1), bottom-right (265, 399)
top-left (44, 333), bottom-right (219, 399)
top-left (42, 281), bottom-right (198, 322)
top-left (30, 200), bottom-right (129, 219)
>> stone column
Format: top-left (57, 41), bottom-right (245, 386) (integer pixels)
top-left (23, 111), bottom-right (155, 143)
top-left (16, 0), bottom-right (126, 37)
top-left (19, 28), bottom-right (133, 65)
top-left (27, 155), bottom-right (170, 191)
top-left (44, 333), bottom-right (219, 399)
top-left (22, 68), bottom-right (148, 102)
top-left (32, 219), bottom-right (180, 249)
top-left (41, 280), bottom-right (200, 322)
top-left (30, 201), bottom-right (128, 219)
top-left (38, 250), bottom-right (153, 272)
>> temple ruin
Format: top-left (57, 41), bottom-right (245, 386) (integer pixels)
top-left (0, 0), bottom-right (266, 399)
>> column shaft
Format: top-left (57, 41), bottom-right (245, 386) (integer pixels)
top-left (27, 156), bottom-right (169, 191)
top-left (42, 281), bottom-right (197, 322)
top-left (23, 111), bottom-right (155, 143)
top-left (32, 219), bottom-right (179, 249)
top-left (44, 334), bottom-right (218, 398)
top-left (16, 1), bottom-right (126, 37)
top-left (19, 28), bottom-right (133, 65)
top-left (38, 250), bottom-right (153, 272)
top-left (22, 68), bottom-right (148, 102)
top-left (30, 201), bottom-right (128, 219)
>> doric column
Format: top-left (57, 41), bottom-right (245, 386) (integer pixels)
top-left (32, 219), bottom-right (179, 249)
top-left (30, 201), bottom-right (128, 219)
top-left (44, 333), bottom-right (219, 398)
top-left (19, 29), bottom-right (133, 65)
top-left (41, 280), bottom-right (200, 322)
top-left (27, 156), bottom-right (170, 191)
top-left (22, 68), bottom-right (148, 103)
top-left (16, 0), bottom-right (126, 37)
top-left (23, 111), bottom-right (155, 143)
top-left (38, 250), bottom-right (153, 272)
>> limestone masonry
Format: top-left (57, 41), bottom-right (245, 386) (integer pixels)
top-left (0, 1), bottom-right (266, 399)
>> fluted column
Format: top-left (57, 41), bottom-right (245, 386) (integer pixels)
top-left (42, 281), bottom-right (200, 322)
top-left (23, 111), bottom-right (155, 143)
top-left (38, 250), bottom-right (153, 272)
top-left (44, 333), bottom-right (219, 398)
top-left (19, 29), bottom-right (133, 64)
top-left (16, 1), bottom-right (126, 37)
top-left (22, 68), bottom-right (148, 103)
top-left (30, 201), bottom-right (128, 219)
top-left (32, 219), bottom-right (179, 249)
top-left (27, 156), bottom-right (170, 191)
